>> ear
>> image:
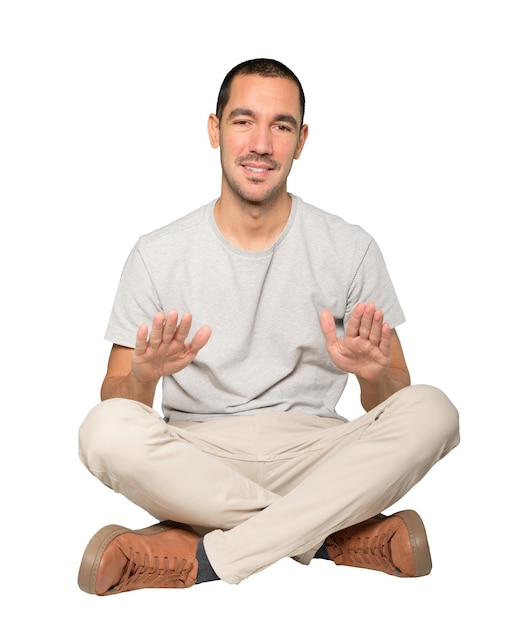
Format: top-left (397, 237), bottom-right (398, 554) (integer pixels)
top-left (208, 114), bottom-right (220, 149)
top-left (294, 124), bottom-right (309, 160)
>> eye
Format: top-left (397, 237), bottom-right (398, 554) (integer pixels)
top-left (274, 124), bottom-right (293, 133)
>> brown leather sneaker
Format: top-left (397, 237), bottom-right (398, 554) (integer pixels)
top-left (326, 510), bottom-right (432, 577)
top-left (78, 521), bottom-right (200, 595)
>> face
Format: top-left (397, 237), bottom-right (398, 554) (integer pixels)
top-left (208, 74), bottom-right (308, 206)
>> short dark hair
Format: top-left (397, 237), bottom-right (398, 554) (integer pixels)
top-left (216, 58), bottom-right (306, 125)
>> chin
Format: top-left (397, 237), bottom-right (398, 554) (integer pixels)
top-left (241, 183), bottom-right (286, 205)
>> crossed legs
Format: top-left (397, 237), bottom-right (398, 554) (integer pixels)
top-left (78, 384), bottom-right (459, 585)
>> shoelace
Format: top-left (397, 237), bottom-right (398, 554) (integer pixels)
top-left (111, 549), bottom-right (192, 592)
top-left (334, 531), bottom-right (392, 568)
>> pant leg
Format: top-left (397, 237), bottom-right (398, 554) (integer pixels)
top-left (204, 384), bottom-right (459, 584)
top-left (78, 398), bottom-right (280, 529)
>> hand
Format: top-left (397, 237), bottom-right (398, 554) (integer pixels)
top-left (132, 310), bottom-right (212, 383)
top-left (320, 302), bottom-right (392, 382)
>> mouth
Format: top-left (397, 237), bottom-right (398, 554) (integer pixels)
top-left (237, 155), bottom-right (279, 176)
top-left (244, 165), bottom-right (272, 173)
top-left (242, 165), bottom-right (274, 180)
top-left (240, 160), bottom-right (279, 183)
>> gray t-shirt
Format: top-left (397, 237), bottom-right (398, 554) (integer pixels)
top-left (105, 194), bottom-right (405, 422)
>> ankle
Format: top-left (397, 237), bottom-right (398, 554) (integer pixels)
top-left (313, 540), bottom-right (331, 560)
top-left (195, 538), bottom-right (220, 584)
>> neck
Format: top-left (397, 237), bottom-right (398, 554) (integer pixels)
top-left (214, 193), bottom-right (292, 251)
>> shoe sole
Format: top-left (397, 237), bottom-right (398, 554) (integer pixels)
top-left (77, 521), bottom-right (180, 594)
top-left (395, 510), bottom-right (432, 577)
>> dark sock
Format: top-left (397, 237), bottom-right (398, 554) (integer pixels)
top-left (314, 540), bottom-right (331, 560)
top-left (195, 538), bottom-right (220, 584)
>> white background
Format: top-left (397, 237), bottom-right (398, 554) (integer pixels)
top-left (1, 1), bottom-right (523, 623)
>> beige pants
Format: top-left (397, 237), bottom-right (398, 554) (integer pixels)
top-left (78, 384), bottom-right (459, 584)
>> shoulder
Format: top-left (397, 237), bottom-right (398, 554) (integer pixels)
top-left (136, 202), bottom-right (213, 250)
top-left (292, 195), bottom-right (373, 249)
top-left (129, 202), bottom-right (217, 268)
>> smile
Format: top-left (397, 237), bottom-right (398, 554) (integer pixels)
top-left (245, 166), bottom-right (270, 173)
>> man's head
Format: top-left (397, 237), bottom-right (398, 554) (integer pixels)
top-left (209, 59), bottom-right (308, 206)
top-left (216, 58), bottom-right (306, 126)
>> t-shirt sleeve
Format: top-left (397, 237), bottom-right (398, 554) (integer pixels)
top-left (104, 241), bottom-right (162, 347)
top-left (344, 236), bottom-right (406, 329)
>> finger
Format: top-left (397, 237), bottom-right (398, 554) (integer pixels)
top-left (189, 325), bottom-right (212, 352)
top-left (358, 302), bottom-right (377, 340)
top-left (134, 323), bottom-right (149, 355)
top-left (319, 310), bottom-right (338, 345)
top-left (345, 302), bottom-right (366, 338)
top-left (161, 309), bottom-right (180, 343)
top-left (368, 309), bottom-right (385, 346)
top-left (173, 311), bottom-right (193, 344)
top-left (148, 312), bottom-right (167, 347)
top-left (378, 322), bottom-right (392, 356)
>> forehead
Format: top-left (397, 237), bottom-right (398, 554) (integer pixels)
top-left (226, 74), bottom-right (302, 119)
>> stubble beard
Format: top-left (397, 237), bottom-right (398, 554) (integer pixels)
top-left (221, 153), bottom-right (291, 210)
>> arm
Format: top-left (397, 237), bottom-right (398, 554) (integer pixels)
top-left (101, 310), bottom-right (212, 407)
top-left (320, 302), bottom-right (410, 412)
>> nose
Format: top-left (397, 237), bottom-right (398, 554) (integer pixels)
top-left (248, 124), bottom-right (273, 155)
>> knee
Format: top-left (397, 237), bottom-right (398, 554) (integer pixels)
top-left (78, 398), bottom-right (155, 470)
top-left (403, 384), bottom-right (460, 457)
top-left (79, 399), bottom-right (124, 469)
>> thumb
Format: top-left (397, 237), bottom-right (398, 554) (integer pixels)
top-left (319, 310), bottom-right (337, 344)
top-left (190, 325), bottom-right (212, 351)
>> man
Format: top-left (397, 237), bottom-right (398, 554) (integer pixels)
top-left (78, 58), bottom-right (459, 595)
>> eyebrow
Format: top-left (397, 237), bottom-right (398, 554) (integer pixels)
top-left (227, 107), bottom-right (298, 130)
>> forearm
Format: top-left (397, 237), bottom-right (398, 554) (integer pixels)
top-left (357, 367), bottom-right (411, 412)
top-left (101, 370), bottom-right (159, 407)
